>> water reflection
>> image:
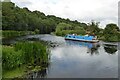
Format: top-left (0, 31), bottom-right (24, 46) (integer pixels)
top-left (104, 44), bottom-right (117, 54)
top-left (48, 40), bottom-right (118, 78)
top-left (65, 40), bottom-right (100, 55)
top-left (2, 35), bottom-right (118, 78)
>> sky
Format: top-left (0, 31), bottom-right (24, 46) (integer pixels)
top-left (10, 0), bottom-right (119, 28)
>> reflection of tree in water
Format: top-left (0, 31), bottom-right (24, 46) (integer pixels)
top-left (104, 44), bottom-right (117, 54)
top-left (87, 44), bottom-right (100, 55)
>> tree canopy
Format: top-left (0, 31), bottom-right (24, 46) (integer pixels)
top-left (2, 2), bottom-right (120, 41)
top-left (2, 2), bottom-right (88, 34)
top-left (103, 23), bottom-right (120, 41)
top-left (55, 22), bottom-right (85, 36)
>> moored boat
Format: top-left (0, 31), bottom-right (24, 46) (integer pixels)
top-left (65, 34), bottom-right (99, 43)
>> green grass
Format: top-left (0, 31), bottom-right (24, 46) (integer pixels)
top-left (2, 65), bottom-right (26, 78)
top-left (0, 45), bottom-right (1, 80)
top-left (2, 41), bottom-right (49, 78)
top-left (2, 46), bottom-right (23, 70)
top-left (0, 63), bottom-right (2, 80)
top-left (2, 30), bottom-right (35, 38)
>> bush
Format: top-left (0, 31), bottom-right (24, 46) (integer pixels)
top-left (34, 29), bottom-right (40, 34)
top-left (55, 22), bottom-right (85, 36)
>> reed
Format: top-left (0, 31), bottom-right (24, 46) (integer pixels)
top-left (2, 30), bottom-right (35, 38)
top-left (2, 46), bottom-right (23, 70)
top-left (2, 41), bottom-right (49, 71)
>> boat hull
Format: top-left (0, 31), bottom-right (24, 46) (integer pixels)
top-left (65, 38), bottom-right (99, 43)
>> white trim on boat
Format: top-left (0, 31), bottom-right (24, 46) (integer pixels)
top-left (65, 37), bottom-right (99, 43)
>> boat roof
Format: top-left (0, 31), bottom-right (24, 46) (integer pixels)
top-left (67, 34), bottom-right (95, 37)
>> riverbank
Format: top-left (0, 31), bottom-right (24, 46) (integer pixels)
top-left (2, 30), bottom-right (36, 39)
top-left (2, 41), bottom-right (49, 78)
top-left (54, 22), bottom-right (120, 42)
top-left (54, 32), bottom-right (120, 42)
top-left (3, 64), bottom-right (48, 78)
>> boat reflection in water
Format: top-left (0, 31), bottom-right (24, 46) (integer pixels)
top-left (65, 40), bottom-right (100, 55)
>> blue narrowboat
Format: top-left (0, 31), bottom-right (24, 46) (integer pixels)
top-left (65, 34), bottom-right (99, 43)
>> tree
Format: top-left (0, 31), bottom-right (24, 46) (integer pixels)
top-left (2, 2), bottom-right (16, 30)
top-left (104, 23), bottom-right (119, 34)
top-left (103, 23), bottom-right (120, 41)
top-left (86, 21), bottom-right (100, 35)
top-left (55, 22), bottom-right (85, 36)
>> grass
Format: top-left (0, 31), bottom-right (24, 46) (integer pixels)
top-left (0, 63), bottom-right (2, 80)
top-left (2, 46), bottom-right (23, 70)
top-left (2, 30), bottom-right (35, 38)
top-left (2, 65), bottom-right (26, 78)
top-left (2, 41), bottom-right (49, 78)
top-left (0, 44), bottom-right (1, 80)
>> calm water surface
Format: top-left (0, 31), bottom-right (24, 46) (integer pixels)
top-left (3, 34), bottom-right (118, 78)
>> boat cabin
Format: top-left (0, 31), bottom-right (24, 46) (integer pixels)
top-left (65, 34), bottom-right (96, 40)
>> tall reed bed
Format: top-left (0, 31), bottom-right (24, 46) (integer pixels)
top-left (2, 41), bottom-right (49, 71)
top-left (2, 31), bottom-right (35, 38)
top-left (2, 46), bottom-right (23, 70)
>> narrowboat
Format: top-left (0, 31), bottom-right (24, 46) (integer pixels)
top-left (65, 34), bottom-right (99, 43)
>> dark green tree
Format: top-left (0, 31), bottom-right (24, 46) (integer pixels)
top-left (103, 23), bottom-right (120, 41)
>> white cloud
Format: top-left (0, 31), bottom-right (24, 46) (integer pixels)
top-left (11, 0), bottom-right (119, 28)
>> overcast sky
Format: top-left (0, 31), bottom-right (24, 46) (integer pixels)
top-left (11, 0), bottom-right (119, 28)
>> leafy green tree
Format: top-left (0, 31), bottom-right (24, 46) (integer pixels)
top-left (103, 23), bottom-right (120, 41)
top-left (87, 21), bottom-right (100, 35)
top-left (2, 2), bottom-right (16, 30)
top-left (104, 23), bottom-right (119, 34)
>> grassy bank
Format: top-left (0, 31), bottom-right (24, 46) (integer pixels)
top-left (2, 65), bottom-right (26, 78)
top-left (2, 41), bottom-right (49, 78)
top-left (2, 30), bottom-right (36, 38)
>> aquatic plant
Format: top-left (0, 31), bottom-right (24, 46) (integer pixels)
top-left (2, 46), bottom-right (23, 70)
top-left (2, 41), bottom-right (49, 71)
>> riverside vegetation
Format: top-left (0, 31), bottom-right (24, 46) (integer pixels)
top-left (2, 30), bottom-right (36, 38)
top-left (2, 41), bottom-right (49, 78)
top-left (1, 1), bottom-right (120, 78)
top-left (2, 2), bottom-right (120, 42)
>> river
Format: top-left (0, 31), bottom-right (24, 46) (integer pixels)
top-left (2, 34), bottom-right (118, 78)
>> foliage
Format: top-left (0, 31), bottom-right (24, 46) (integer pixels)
top-left (55, 22), bottom-right (85, 36)
top-left (2, 65), bottom-right (26, 78)
top-left (2, 46), bottom-right (23, 70)
top-left (103, 23), bottom-right (120, 42)
top-left (2, 30), bottom-right (35, 38)
top-left (2, 42), bottom-right (49, 70)
top-left (86, 21), bottom-right (100, 35)
top-left (34, 29), bottom-right (40, 34)
top-left (2, 2), bottom-right (88, 34)
top-left (2, 2), bottom-right (120, 42)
